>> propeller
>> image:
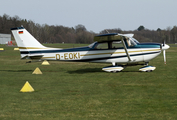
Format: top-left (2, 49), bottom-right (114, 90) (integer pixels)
top-left (163, 49), bottom-right (166, 64)
top-left (162, 40), bottom-right (170, 64)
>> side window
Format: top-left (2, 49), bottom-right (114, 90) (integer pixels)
top-left (112, 41), bottom-right (124, 49)
top-left (95, 43), bottom-right (108, 49)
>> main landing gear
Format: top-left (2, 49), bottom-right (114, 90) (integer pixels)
top-left (102, 66), bottom-right (124, 73)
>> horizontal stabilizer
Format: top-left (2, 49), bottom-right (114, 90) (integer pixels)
top-left (21, 54), bottom-right (44, 60)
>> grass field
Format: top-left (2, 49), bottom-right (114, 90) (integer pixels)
top-left (0, 43), bottom-right (177, 120)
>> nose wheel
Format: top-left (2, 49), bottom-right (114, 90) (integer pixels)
top-left (139, 66), bottom-right (156, 72)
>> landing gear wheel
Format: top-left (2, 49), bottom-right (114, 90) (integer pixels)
top-left (146, 70), bottom-right (152, 72)
top-left (102, 66), bottom-right (124, 72)
top-left (139, 66), bottom-right (156, 72)
top-left (112, 70), bottom-right (118, 73)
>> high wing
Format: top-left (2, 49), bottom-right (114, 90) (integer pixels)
top-left (94, 33), bottom-right (134, 42)
top-left (94, 33), bottom-right (134, 61)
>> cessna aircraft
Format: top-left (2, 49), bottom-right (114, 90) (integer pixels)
top-left (11, 27), bottom-right (170, 72)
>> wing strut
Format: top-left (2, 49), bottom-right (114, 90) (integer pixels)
top-left (121, 38), bottom-right (132, 61)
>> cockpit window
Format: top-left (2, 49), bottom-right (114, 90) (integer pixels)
top-left (95, 42), bottom-right (108, 49)
top-left (112, 41), bottom-right (124, 49)
top-left (90, 37), bottom-right (139, 50)
top-left (131, 38), bottom-right (139, 44)
top-left (94, 41), bottom-right (124, 49)
top-left (127, 38), bottom-right (138, 47)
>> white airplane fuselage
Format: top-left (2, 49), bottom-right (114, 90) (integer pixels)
top-left (11, 27), bottom-right (169, 72)
top-left (19, 43), bottom-right (161, 65)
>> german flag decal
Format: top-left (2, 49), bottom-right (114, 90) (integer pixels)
top-left (19, 31), bottom-right (23, 34)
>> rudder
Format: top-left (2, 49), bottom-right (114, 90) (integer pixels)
top-left (11, 27), bottom-right (46, 49)
top-left (11, 27), bottom-right (46, 59)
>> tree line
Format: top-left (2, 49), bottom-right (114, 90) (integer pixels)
top-left (0, 14), bottom-right (177, 44)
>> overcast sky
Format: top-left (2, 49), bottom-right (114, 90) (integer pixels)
top-left (0, 0), bottom-right (177, 33)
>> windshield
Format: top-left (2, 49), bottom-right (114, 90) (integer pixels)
top-left (131, 38), bottom-right (139, 44)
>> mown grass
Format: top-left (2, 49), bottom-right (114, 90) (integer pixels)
top-left (0, 44), bottom-right (177, 120)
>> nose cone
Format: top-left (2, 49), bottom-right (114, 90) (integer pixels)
top-left (162, 44), bottom-right (170, 50)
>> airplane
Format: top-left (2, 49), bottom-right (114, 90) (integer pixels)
top-left (11, 27), bottom-right (170, 72)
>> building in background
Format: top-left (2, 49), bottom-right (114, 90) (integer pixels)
top-left (0, 33), bottom-right (11, 44)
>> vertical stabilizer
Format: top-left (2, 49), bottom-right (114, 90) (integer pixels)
top-left (11, 27), bottom-right (47, 59)
top-left (11, 27), bottom-right (46, 49)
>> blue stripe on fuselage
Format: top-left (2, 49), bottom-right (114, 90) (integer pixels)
top-left (137, 43), bottom-right (161, 48)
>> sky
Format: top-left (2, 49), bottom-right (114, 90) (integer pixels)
top-left (0, 0), bottom-right (177, 33)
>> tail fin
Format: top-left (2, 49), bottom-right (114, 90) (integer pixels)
top-left (11, 27), bottom-right (46, 49)
top-left (11, 27), bottom-right (46, 59)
